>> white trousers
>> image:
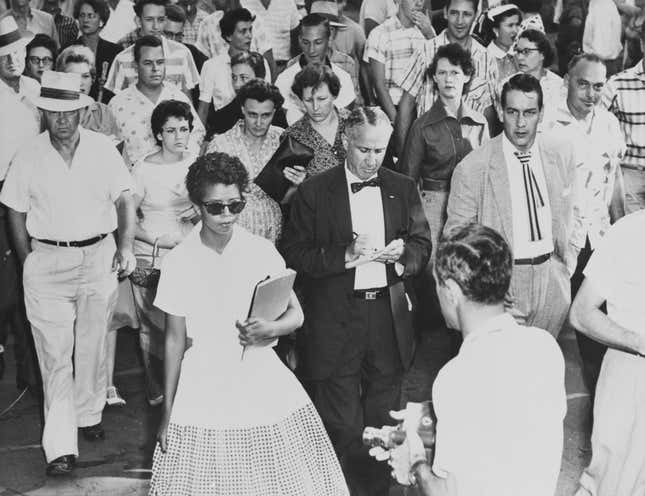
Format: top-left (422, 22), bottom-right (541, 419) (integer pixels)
top-left (23, 236), bottom-right (118, 463)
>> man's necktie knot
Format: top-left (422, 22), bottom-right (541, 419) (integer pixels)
top-left (514, 150), bottom-right (545, 241)
top-left (351, 178), bottom-right (381, 193)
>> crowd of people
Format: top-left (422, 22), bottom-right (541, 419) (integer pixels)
top-left (0, 0), bottom-right (644, 493)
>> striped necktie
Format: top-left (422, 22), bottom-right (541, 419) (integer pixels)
top-left (514, 151), bottom-right (545, 242)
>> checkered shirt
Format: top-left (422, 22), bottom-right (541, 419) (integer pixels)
top-left (395, 30), bottom-right (498, 116)
top-left (104, 36), bottom-right (199, 94)
top-left (241, 0), bottom-right (301, 61)
top-left (363, 16), bottom-right (426, 106)
top-left (602, 60), bottom-right (645, 171)
top-left (195, 10), bottom-right (271, 59)
top-left (182, 8), bottom-right (209, 45)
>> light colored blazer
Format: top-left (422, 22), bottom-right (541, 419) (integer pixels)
top-left (444, 134), bottom-right (577, 269)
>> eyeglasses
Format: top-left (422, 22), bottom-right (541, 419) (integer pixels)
top-left (515, 48), bottom-right (541, 56)
top-left (201, 199), bottom-right (246, 215)
top-left (163, 30), bottom-right (184, 41)
top-left (28, 56), bottom-right (53, 66)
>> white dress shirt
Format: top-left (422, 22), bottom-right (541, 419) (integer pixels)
top-left (502, 134), bottom-right (554, 258)
top-left (345, 166), bottom-right (387, 289)
top-left (0, 128), bottom-right (133, 240)
top-left (432, 312), bottom-right (566, 496)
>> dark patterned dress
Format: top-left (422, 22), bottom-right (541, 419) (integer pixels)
top-left (282, 109), bottom-right (347, 177)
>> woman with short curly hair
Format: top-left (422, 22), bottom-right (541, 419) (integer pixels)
top-left (150, 151), bottom-right (349, 496)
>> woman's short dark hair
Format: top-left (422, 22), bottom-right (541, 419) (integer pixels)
top-left (134, 35), bottom-right (163, 62)
top-left (428, 43), bottom-right (475, 94)
top-left (150, 99), bottom-right (194, 146)
top-left (435, 223), bottom-right (513, 305)
top-left (134, 0), bottom-right (167, 17)
top-left (186, 152), bottom-right (249, 204)
top-left (26, 34), bottom-right (57, 60)
top-left (237, 79), bottom-right (284, 108)
top-left (74, 0), bottom-right (111, 24)
top-left (230, 51), bottom-right (265, 79)
top-left (291, 64), bottom-right (341, 100)
top-left (500, 72), bottom-right (544, 110)
top-left (518, 28), bottom-right (554, 68)
top-left (220, 8), bottom-right (255, 41)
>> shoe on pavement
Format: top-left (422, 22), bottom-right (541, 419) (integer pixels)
top-left (79, 423), bottom-right (105, 441)
top-left (46, 455), bottom-right (75, 476)
top-left (106, 386), bottom-right (126, 406)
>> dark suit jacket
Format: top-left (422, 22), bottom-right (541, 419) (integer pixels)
top-left (281, 166), bottom-right (432, 381)
top-left (92, 37), bottom-right (122, 104)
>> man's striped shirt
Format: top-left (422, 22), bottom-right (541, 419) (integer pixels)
top-left (603, 60), bottom-right (645, 170)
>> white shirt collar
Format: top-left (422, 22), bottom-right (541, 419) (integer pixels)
top-left (487, 42), bottom-right (508, 59)
top-left (501, 132), bottom-right (539, 159)
top-left (345, 164), bottom-right (377, 184)
top-left (463, 312), bottom-right (517, 346)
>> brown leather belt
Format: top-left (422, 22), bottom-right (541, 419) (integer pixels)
top-left (421, 178), bottom-right (450, 192)
top-left (353, 287), bottom-right (388, 300)
top-left (37, 233), bottom-right (108, 248)
top-left (514, 252), bottom-right (551, 266)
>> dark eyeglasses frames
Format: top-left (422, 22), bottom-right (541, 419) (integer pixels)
top-left (201, 199), bottom-right (246, 216)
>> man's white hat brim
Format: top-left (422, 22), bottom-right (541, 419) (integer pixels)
top-left (35, 94), bottom-right (94, 112)
top-left (0, 32), bottom-right (34, 57)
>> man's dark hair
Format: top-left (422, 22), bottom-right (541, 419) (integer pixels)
top-left (186, 152), bottom-right (249, 204)
top-left (518, 28), bottom-right (555, 68)
top-left (134, 34), bottom-right (163, 62)
top-left (165, 3), bottom-right (186, 23)
top-left (428, 43), bottom-right (475, 94)
top-left (567, 52), bottom-right (606, 74)
top-left (230, 50), bottom-right (265, 79)
top-left (291, 63), bottom-right (340, 99)
top-left (435, 223), bottom-right (513, 305)
top-left (500, 72), bottom-right (544, 110)
top-left (237, 79), bottom-right (284, 108)
top-left (151, 99), bottom-right (194, 146)
top-left (134, 0), bottom-right (167, 17)
top-left (26, 34), bottom-right (57, 61)
top-left (446, 0), bottom-right (477, 11)
top-left (220, 8), bottom-right (254, 41)
top-left (74, 0), bottom-right (110, 23)
top-left (299, 13), bottom-right (331, 39)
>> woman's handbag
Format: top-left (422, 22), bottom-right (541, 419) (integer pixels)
top-left (129, 240), bottom-right (161, 288)
top-left (254, 134), bottom-right (314, 203)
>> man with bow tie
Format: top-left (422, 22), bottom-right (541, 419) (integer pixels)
top-left (281, 106), bottom-right (431, 496)
top-left (445, 73), bottom-right (577, 338)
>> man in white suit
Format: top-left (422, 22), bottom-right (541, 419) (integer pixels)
top-left (444, 73), bottom-right (577, 337)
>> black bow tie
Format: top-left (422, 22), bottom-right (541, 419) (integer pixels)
top-left (350, 178), bottom-right (381, 193)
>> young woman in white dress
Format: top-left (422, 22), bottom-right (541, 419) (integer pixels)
top-left (149, 152), bottom-right (348, 496)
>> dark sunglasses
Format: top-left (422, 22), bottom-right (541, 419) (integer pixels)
top-left (201, 199), bottom-right (246, 215)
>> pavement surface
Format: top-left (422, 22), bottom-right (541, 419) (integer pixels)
top-left (0, 326), bottom-right (591, 496)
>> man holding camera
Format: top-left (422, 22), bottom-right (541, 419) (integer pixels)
top-left (370, 223), bottom-right (566, 495)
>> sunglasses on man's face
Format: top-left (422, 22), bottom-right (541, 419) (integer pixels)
top-left (201, 199), bottom-right (246, 216)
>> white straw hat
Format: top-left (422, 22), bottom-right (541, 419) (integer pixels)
top-left (33, 71), bottom-right (93, 112)
top-left (0, 17), bottom-right (34, 57)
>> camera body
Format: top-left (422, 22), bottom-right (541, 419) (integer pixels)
top-left (362, 401), bottom-right (435, 450)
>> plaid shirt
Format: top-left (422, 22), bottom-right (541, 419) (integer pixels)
top-left (182, 8), bottom-right (209, 45)
top-left (53, 11), bottom-right (78, 48)
top-left (602, 60), bottom-right (645, 171)
top-left (396, 30), bottom-right (498, 116)
top-left (104, 36), bottom-right (200, 94)
top-left (363, 16), bottom-right (426, 106)
top-left (117, 29), bottom-right (140, 50)
top-left (195, 10), bottom-right (271, 59)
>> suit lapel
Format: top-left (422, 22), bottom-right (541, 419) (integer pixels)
top-left (538, 143), bottom-right (564, 245)
top-left (488, 138), bottom-right (514, 244)
top-left (378, 169), bottom-right (401, 244)
top-left (327, 167), bottom-right (354, 242)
